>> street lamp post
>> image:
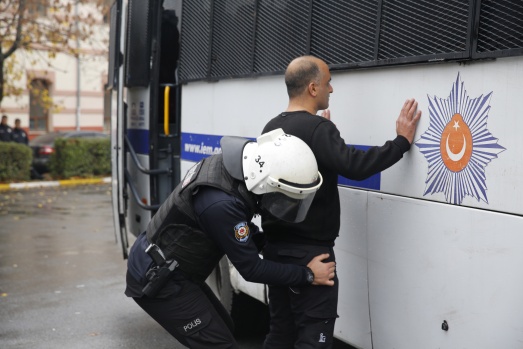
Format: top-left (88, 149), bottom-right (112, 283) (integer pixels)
top-left (75, 0), bottom-right (81, 131)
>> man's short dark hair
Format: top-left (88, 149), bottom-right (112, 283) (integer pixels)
top-left (285, 59), bottom-right (320, 98)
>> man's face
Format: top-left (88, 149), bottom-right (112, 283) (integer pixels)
top-left (315, 63), bottom-right (333, 111)
top-left (1, 117), bottom-right (7, 125)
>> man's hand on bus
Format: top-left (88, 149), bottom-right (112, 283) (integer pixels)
top-left (307, 253), bottom-right (336, 286)
top-left (396, 98), bottom-right (422, 144)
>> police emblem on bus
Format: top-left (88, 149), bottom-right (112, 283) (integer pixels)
top-left (234, 222), bottom-right (250, 243)
top-left (416, 73), bottom-right (505, 205)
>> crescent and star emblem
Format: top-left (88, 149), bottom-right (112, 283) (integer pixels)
top-left (445, 134), bottom-right (466, 162)
top-left (439, 113), bottom-right (473, 172)
top-left (416, 73), bottom-right (505, 205)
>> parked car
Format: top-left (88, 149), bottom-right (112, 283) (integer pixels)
top-left (30, 131), bottom-right (109, 173)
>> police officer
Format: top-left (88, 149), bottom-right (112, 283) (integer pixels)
top-left (0, 115), bottom-right (13, 142)
top-left (125, 129), bottom-right (336, 349)
top-left (12, 119), bottom-right (29, 145)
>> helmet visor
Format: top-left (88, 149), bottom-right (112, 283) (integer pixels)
top-left (261, 191), bottom-right (316, 223)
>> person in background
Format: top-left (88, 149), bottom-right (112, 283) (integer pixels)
top-left (12, 118), bottom-right (29, 145)
top-left (11, 117), bottom-right (41, 179)
top-left (261, 55), bottom-right (422, 348)
top-left (0, 115), bottom-right (13, 142)
top-left (125, 129), bottom-right (336, 349)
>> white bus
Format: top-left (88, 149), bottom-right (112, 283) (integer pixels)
top-left (107, 0), bottom-right (523, 348)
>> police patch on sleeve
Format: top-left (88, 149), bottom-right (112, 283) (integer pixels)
top-left (234, 222), bottom-right (250, 243)
top-left (182, 161), bottom-right (201, 188)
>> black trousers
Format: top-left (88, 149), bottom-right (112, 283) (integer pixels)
top-left (262, 242), bottom-right (339, 349)
top-left (134, 276), bottom-right (237, 349)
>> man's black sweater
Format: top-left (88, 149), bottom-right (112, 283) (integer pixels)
top-left (262, 111), bottom-right (411, 245)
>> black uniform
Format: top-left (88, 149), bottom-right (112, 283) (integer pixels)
top-left (0, 124), bottom-right (13, 142)
top-left (261, 111), bottom-right (411, 348)
top-left (12, 128), bottom-right (29, 145)
top-left (125, 153), bottom-right (314, 349)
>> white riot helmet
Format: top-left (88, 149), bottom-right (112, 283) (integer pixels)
top-left (221, 128), bottom-right (322, 223)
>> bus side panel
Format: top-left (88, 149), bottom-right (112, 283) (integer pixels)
top-left (367, 192), bottom-right (523, 349)
top-left (335, 188), bottom-right (372, 348)
top-left (180, 76), bottom-right (288, 138)
top-left (330, 58), bottom-right (523, 216)
top-left (180, 59), bottom-right (523, 217)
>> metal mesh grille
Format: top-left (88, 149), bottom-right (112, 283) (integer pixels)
top-left (476, 0), bottom-right (523, 53)
top-left (253, 0), bottom-right (311, 74)
top-left (176, 0), bottom-right (523, 82)
top-left (211, 0), bottom-right (256, 78)
top-left (179, 1), bottom-right (212, 82)
top-left (378, 0), bottom-right (469, 60)
top-left (107, 1), bottom-right (120, 89)
top-left (310, 0), bottom-right (378, 65)
top-left (125, 0), bottom-right (152, 87)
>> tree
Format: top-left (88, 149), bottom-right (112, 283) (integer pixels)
top-left (0, 0), bottom-right (110, 107)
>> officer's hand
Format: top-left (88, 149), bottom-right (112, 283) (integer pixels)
top-left (396, 98), bottom-right (422, 144)
top-left (307, 253), bottom-right (336, 286)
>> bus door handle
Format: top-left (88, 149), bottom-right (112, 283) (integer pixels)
top-left (162, 84), bottom-right (178, 136)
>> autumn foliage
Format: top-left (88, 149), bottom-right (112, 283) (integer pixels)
top-left (0, 0), bottom-right (110, 106)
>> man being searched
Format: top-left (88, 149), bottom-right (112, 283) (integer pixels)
top-left (125, 128), bottom-right (336, 348)
top-left (0, 114), bottom-right (13, 142)
top-left (261, 56), bottom-right (422, 348)
top-left (12, 118), bottom-right (29, 145)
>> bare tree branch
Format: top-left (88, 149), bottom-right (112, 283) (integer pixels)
top-left (4, 0), bottom-right (26, 59)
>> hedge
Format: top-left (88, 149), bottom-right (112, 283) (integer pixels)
top-left (0, 142), bottom-right (32, 182)
top-left (50, 138), bottom-right (111, 178)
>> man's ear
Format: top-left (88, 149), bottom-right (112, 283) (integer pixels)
top-left (308, 82), bottom-right (317, 97)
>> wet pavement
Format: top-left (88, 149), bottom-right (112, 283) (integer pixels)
top-left (0, 184), bottom-right (179, 348)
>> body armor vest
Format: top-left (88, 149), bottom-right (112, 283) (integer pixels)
top-left (145, 154), bottom-right (258, 282)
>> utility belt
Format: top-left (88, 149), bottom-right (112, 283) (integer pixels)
top-left (142, 243), bottom-right (179, 298)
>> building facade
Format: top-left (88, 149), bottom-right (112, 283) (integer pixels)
top-left (0, 1), bottom-right (110, 140)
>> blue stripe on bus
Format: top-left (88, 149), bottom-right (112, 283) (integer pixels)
top-left (181, 133), bottom-right (224, 162)
top-left (181, 132), bottom-right (380, 190)
top-left (339, 174), bottom-right (380, 190)
top-left (337, 145), bottom-right (380, 190)
top-left (127, 129), bottom-right (150, 155)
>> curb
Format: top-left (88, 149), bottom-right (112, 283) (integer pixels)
top-left (0, 177), bottom-right (111, 191)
